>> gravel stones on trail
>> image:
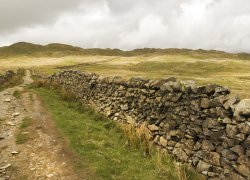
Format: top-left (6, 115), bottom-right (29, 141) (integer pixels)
top-left (12, 112), bottom-right (20, 117)
top-left (1, 70), bottom-right (83, 180)
top-left (3, 99), bottom-right (11, 103)
top-left (0, 164), bottom-right (11, 170)
top-left (0, 88), bottom-right (21, 179)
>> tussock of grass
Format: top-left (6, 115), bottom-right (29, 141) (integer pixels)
top-left (20, 117), bottom-right (32, 129)
top-left (120, 124), bottom-right (152, 155)
top-left (15, 117), bottom-right (33, 144)
top-left (119, 124), bottom-right (202, 180)
top-left (13, 90), bottom-right (21, 99)
top-left (31, 79), bottom-right (48, 88)
top-left (16, 133), bottom-right (29, 144)
top-left (33, 86), bottom-right (203, 180)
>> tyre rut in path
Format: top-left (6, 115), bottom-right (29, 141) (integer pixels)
top-left (0, 70), bottom-right (87, 180)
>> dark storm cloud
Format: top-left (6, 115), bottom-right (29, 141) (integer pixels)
top-left (0, 0), bottom-right (250, 52)
top-left (0, 0), bottom-right (83, 33)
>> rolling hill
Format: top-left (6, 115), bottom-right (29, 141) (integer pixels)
top-left (1, 42), bottom-right (250, 59)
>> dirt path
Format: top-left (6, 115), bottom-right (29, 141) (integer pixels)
top-left (0, 70), bottom-right (86, 180)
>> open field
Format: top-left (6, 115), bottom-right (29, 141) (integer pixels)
top-left (1, 53), bottom-right (250, 98)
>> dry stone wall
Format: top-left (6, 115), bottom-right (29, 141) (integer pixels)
top-left (0, 70), bottom-right (15, 85)
top-left (47, 70), bottom-right (250, 180)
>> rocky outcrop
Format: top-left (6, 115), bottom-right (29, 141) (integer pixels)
top-left (47, 70), bottom-right (250, 179)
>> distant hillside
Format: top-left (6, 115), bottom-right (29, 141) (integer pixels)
top-left (0, 42), bottom-right (249, 59)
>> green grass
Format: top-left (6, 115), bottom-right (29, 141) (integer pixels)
top-left (33, 87), bottom-right (202, 180)
top-left (15, 117), bottom-right (32, 144)
top-left (20, 117), bottom-right (32, 129)
top-left (15, 133), bottom-right (29, 144)
top-left (13, 90), bottom-right (21, 99)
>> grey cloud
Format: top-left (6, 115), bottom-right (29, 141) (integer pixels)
top-left (0, 0), bottom-right (250, 52)
top-left (0, 0), bottom-right (83, 33)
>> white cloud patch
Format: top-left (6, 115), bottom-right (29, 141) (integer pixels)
top-left (119, 14), bottom-right (169, 48)
top-left (0, 0), bottom-right (250, 52)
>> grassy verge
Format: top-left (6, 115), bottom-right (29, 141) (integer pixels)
top-left (0, 69), bottom-right (25, 91)
top-left (32, 86), bottom-right (203, 180)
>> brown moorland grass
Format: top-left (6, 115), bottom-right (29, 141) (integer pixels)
top-left (1, 47), bottom-right (249, 98)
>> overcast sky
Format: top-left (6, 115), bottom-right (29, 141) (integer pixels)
top-left (1, 0), bottom-right (250, 52)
